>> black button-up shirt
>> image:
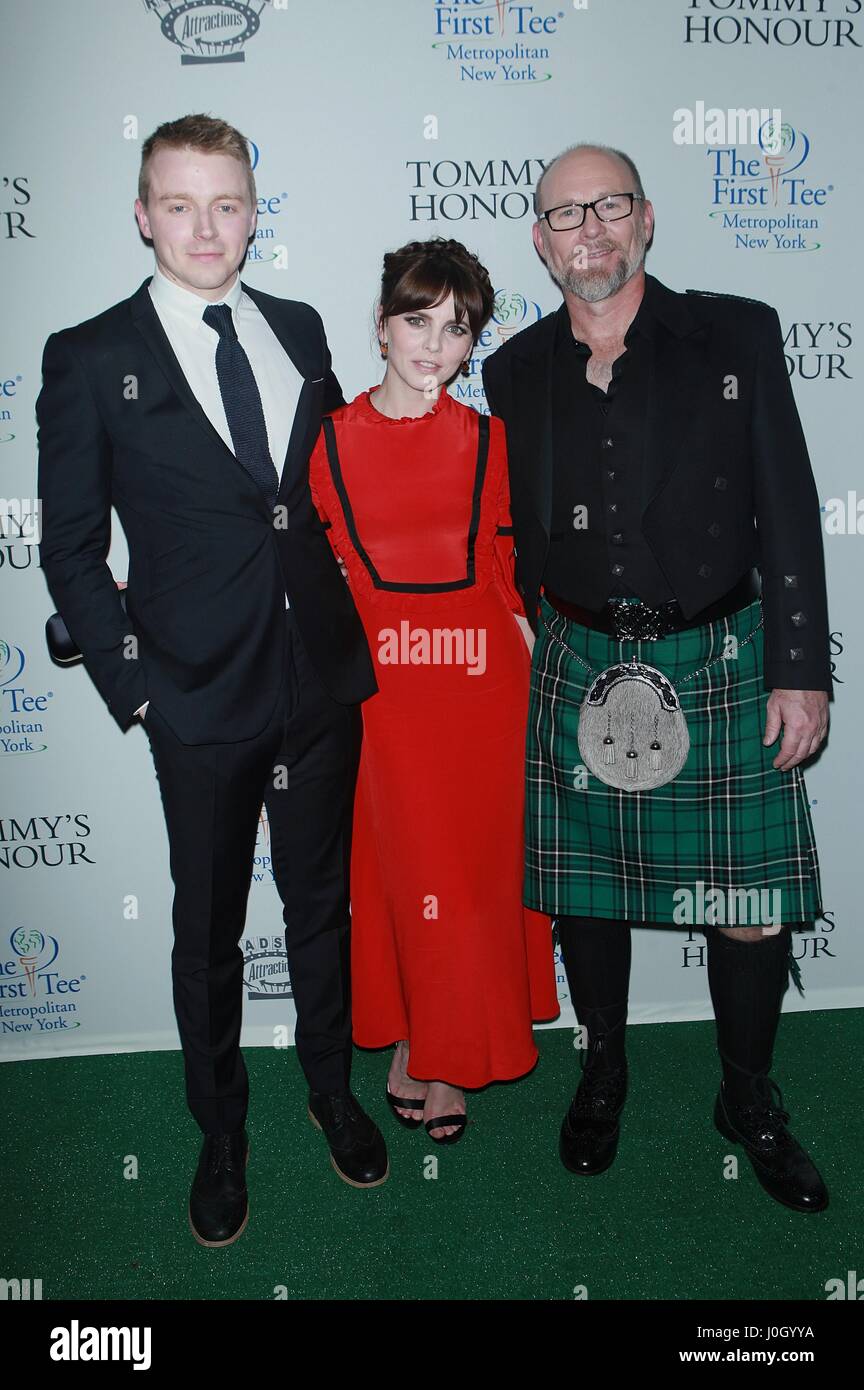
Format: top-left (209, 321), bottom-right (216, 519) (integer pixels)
top-left (543, 290), bottom-right (675, 607)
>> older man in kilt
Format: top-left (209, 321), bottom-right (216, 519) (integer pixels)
top-left (482, 144), bottom-right (830, 1212)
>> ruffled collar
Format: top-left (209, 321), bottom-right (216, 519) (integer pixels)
top-left (355, 383), bottom-right (452, 425)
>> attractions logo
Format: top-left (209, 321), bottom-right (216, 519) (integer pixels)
top-left (0, 928), bottom-right (86, 1038)
top-left (706, 121), bottom-right (833, 253)
top-left (684, 0), bottom-right (862, 47)
top-left (244, 807), bottom-right (292, 1001)
top-left (143, 0), bottom-right (272, 64)
top-left (0, 641), bottom-right (56, 756)
top-left (431, 0), bottom-right (569, 84)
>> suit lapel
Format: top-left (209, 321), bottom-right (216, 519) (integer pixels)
top-left (643, 313), bottom-right (712, 510)
top-left (129, 276), bottom-right (325, 509)
top-left (129, 278), bottom-right (243, 475)
top-left (241, 281), bottom-right (322, 502)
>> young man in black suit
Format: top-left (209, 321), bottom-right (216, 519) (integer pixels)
top-left (36, 114), bottom-right (387, 1247)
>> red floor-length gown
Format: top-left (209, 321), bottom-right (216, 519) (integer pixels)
top-left (308, 384), bottom-right (559, 1087)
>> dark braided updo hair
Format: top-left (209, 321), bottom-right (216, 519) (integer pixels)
top-left (376, 237), bottom-right (495, 342)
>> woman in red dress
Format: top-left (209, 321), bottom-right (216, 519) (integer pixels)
top-left (308, 238), bottom-right (558, 1142)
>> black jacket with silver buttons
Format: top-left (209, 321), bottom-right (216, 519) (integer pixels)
top-left (481, 274), bottom-right (831, 692)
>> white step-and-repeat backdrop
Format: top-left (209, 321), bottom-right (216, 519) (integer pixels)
top-left (2, 0), bottom-right (860, 1060)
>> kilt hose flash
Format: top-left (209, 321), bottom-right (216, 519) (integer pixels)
top-left (525, 596), bottom-right (823, 928)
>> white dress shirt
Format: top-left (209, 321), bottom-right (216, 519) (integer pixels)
top-left (135, 265), bottom-right (303, 717)
top-left (148, 263), bottom-right (303, 474)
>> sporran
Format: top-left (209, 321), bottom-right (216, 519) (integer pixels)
top-left (577, 658), bottom-right (689, 791)
top-left (542, 602), bottom-right (764, 793)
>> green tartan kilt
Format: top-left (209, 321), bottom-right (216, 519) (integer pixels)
top-left (525, 595), bottom-right (822, 925)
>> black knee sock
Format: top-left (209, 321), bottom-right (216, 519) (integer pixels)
top-left (557, 916), bottom-right (631, 1073)
top-left (705, 925), bottom-right (792, 1107)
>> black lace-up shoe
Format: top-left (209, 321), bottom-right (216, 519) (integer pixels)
top-left (714, 1078), bottom-right (828, 1212)
top-left (559, 1060), bottom-right (628, 1176)
top-left (308, 1090), bottom-right (389, 1188)
top-left (188, 1130), bottom-right (249, 1247)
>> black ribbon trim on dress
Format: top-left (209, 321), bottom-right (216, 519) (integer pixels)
top-left (321, 411), bottom-right (490, 594)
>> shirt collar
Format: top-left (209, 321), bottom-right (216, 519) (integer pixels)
top-left (149, 263), bottom-right (243, 326)
top-left (555, 275), bottom-right (658, 356)
top-left (556, 303), bottom-right (590, 356)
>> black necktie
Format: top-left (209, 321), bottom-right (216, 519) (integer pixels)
top-left (202, 302), bottom-right (280, 509)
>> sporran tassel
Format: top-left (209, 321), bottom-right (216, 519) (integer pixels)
top-left (788, 942), bottom-right (805, 997)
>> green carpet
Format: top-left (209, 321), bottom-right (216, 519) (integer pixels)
top-left (2, 1012), bottom-right (861, 1301)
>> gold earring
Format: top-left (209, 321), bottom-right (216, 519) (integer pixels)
top-left (380, 341), bottom-right (389, 359)
top-left (459, 359), bottom-right (470, 377)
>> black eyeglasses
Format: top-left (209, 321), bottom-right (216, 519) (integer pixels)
top-left (538, 192), bottom-right (644, 232)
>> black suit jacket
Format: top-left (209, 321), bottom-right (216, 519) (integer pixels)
top-left (36, 277), bottom-right (376, 743)
top-left (481, 274), bottom-right (831, 692)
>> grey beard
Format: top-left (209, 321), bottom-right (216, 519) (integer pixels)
top-left (547, 228), bottom-right (647, 303)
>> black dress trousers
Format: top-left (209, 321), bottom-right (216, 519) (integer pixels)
top-left (142, 607), bottom-right (362, 1134)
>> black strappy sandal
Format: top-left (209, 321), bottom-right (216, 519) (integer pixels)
top-left (385, 1083), bottom-right (425, 1129)
top-left (424, 1112), bottom-right (468, 1145)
